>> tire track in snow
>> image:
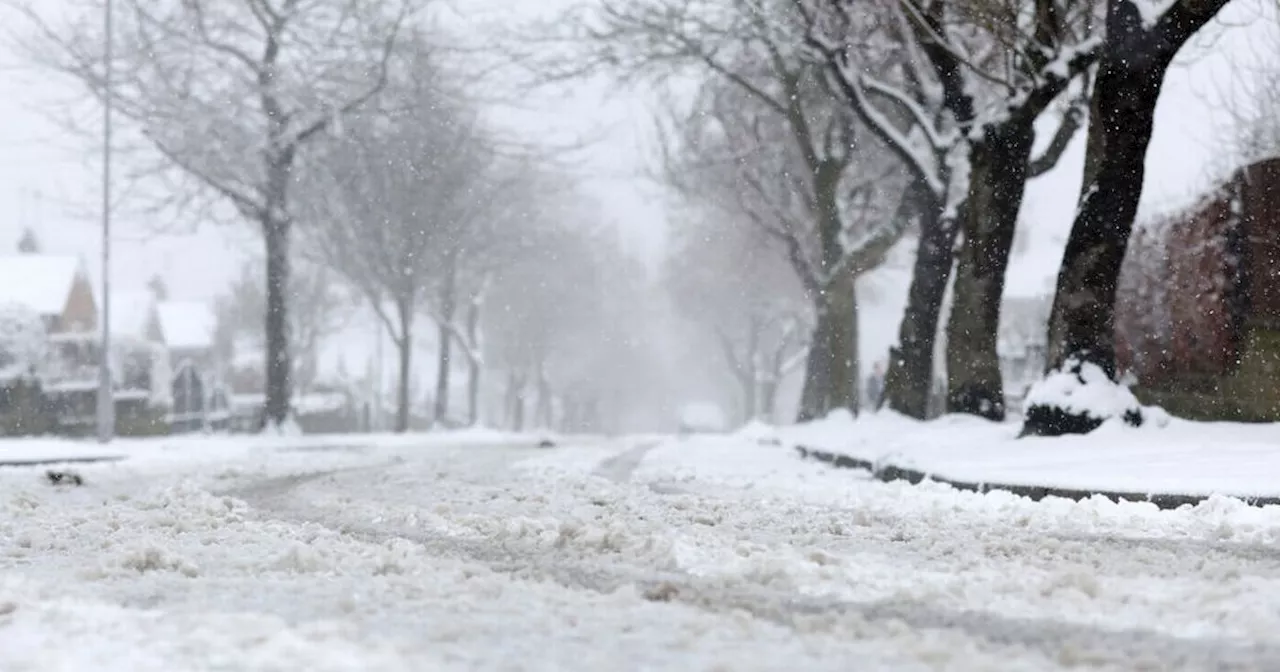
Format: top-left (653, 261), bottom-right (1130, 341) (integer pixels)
top-left (225, 447), bottom-right (1280, 671)
top-left (590, 440), bottom-right (661, 483)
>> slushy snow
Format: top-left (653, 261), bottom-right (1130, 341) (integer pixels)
top-left (2, 424), bottom-right (1280, 670)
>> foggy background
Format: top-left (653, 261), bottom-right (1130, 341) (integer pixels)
top-left (0, 0), bottom-right (1274, 431)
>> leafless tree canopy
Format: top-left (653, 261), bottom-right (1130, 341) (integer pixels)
top-left (19, 0), bottom-right (420, 223)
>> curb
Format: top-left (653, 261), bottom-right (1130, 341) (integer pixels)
top-left (0, 455), bottom-right (126, 468)
top-left (794, 445), bottom-right (1280, 511)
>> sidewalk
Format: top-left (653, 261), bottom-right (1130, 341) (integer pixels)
top-left (0, 439), bottom-right (127, 467)
top-left (752, 411), bottom-right (1280, 509)
top-left (0, 427), bottom-right (544, 469)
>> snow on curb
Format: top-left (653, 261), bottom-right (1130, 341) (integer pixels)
top-left (0, 427), bottom-right (543, 469)
top-left (793, 445), bottom-right (1280, 510)
top-left (772, 411), bottom-right (1280, 510)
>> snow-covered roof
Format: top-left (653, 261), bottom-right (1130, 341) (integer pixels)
top-left (0, 255), bottom-right (82, 316)
top-left (109, 291), bottom-right (157, 341)
top-left (157, 301), bottom-right (217, 350)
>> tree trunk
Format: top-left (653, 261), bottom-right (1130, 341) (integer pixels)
top-left (262, 217), bottom-right (293, 430)
top-left (466, 356), bottom-right (481, 427)
top-left (1046, 3), bottom-right (1206, 379)
top-left (797, 272), bottom-right (859, 421)
top-left (433, 254), bottom-right (458, 425)
top-left (394, 326), bottom-right (413, 434)
top-left (881, 185), bottom-right (952, 418)
top-left (944, 121), bottom-right (1036, 420)
top-left (534, 361), bottom-right (552, 429)
top-left (738, 374), bottom-right (757, 425)
top-left (758, 377), bottom-right (778, 423)
top-left (1025, 0), bottom-right (1229, 435)
top-left (465, 301), bottom-right (481, 426)
top-left (512, 389), bottom-right (526, 432)
top-left (503, 371), bottom-right (515, 428)
top-left (506, 371), bottom-right (527, 431)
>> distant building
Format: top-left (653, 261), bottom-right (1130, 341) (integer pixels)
top-left (109, 291), bottom-right (169, 395)
top-left (155, 300), bottom-right (227, 431)
top-left (0, 255), bottom-right (96, 335)
top-left (0, 255), bottom-right (100, 397)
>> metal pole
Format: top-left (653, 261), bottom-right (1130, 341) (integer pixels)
top-left (96, 0), bottom-right (114, 443)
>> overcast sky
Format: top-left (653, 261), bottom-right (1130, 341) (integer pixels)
top-left (0, 0), bottom-right (1274, 306)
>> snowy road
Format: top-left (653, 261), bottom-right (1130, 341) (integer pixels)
top-left (4, 435), bottom-right (1280, 670)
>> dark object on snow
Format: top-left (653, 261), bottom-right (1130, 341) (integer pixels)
top-left (45, 470), bottom-right (83, 487)
top-left (537, 438), bottom-right (557, 449)
top-left (1020, 404), bottom-right (1142, 437)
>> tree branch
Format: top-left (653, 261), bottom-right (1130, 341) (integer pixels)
top-left (1028, 95), bottom-right (1086, 177)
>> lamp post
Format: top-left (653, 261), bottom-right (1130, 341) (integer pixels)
top-left (96, 0), bottom-right (114, 444)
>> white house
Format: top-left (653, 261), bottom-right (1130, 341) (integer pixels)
top-left (154, 300), bottom-right (226, 431)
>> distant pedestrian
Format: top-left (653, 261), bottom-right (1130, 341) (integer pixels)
top-left (865, 361), bottom-right (885, 411)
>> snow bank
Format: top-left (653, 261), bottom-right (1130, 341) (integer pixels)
top-left (1022, 359), bottom-right (1143, 435)
top-left (1023, 361), bottom-right (1140, 419)
top-left (756, 409), bottom-right (1280, 501)
top-left (0, 428), bottom-right (541, 468)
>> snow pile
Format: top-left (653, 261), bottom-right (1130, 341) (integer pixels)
top-left (752, 410), bottom-right (1280, 499)
top-left (521, 432), bottom-right (1280, 657)
top-left (734, 419), bottom-right (781, 443)
top-left (677, 401), bottom-right (727, 433)
top-left (0, 576), bottom-right (442, 672)
top-left (1022, 359), bottom-right (1143, 435)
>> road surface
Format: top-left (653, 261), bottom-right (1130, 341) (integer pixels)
top-left (2, 437), bottom-right (1279, 670)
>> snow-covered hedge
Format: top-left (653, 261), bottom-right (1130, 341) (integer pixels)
top-left (1021, 358), bottom-right (1143, 436)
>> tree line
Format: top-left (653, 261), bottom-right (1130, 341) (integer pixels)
top-left (15, 0), bottom-right (1240, 436)
top-left (16, 0), bottom-right (670, 434)
top-left (523, 0), bottom-right (1235, 435)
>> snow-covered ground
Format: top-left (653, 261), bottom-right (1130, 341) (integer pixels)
top-left (764, 410), bottom-right (1280, 498)
top-left (4, 423), bottom-right (1280, 670)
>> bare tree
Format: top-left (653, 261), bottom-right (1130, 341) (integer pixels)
top-left (664, 208), bottom-right (810, 423)
top-left (419, 155), bottom-right (555, 427)
top-left (1026, 0), bottom-right (1233, 435)
top-left (672, 69), bottom-right (910, 420)
top-left (427, 162), bottom-right (571, 427)
top-left (802, 0), bottom-right (1097, 420)
top-left (538, 0), bottom-right (910, 420)
top-left (481, 215), bottom-right (650, 432)
top-left (19, 0), bottom-right (419, 430)
top-left (484, 232), bottom-right (572, 431)
top-left (299, 49), bottom-right (498, 433)
top-left (213, 258), bottom-right (351, 396)
top-left (1221, 9), bottom-right (1280, 171)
